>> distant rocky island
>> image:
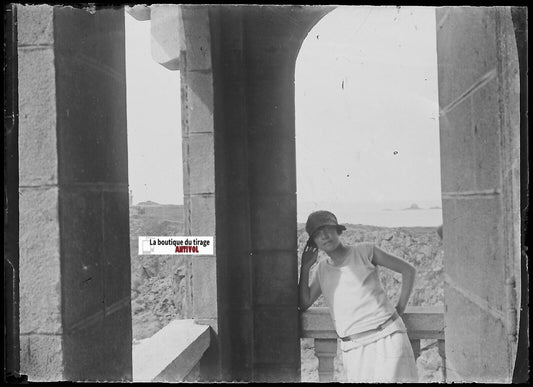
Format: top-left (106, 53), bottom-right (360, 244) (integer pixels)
top-left (137, 200), bottom-right (161, 206)
top-left (382, 203), bottom-right (442, 211)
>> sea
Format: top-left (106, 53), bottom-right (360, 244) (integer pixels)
top-left (298, 202), bottom-right (443, 228)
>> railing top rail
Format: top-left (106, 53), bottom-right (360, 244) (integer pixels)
top-left (301, 306), bottom-right (445, 340)
top-left (133, 319), bottom-right (210, 382)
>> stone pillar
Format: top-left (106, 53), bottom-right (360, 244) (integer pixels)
top-left (17, 5), bottom-right (131, 381)
top-left (436, 7), bottom-right (520, 383)
top-left (209, 6), bottom-right (332, 382)
top-left (243, 8), bottom-right (301, 381)
top-left (209, 7), bottom-right (253, 381)
top-left (180, 5), bottom-right (219, 381)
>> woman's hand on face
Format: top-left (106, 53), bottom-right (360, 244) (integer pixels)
top-left (302, 243), bottom-right (319, 268)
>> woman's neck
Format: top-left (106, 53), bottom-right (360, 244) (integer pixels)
top-left (327, 243), bottom-right (350, 266)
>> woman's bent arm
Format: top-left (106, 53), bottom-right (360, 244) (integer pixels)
top-left (299, 244), bottom-right (322, 311)
top-left (372, 245), bottom-right (416, 315)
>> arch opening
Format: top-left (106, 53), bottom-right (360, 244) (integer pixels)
top-left (295, 6), bottom-right (444, 382)
top-left (124, 11), bottom-right (189, 349)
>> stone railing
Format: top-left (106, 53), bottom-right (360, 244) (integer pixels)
top-left (132, 319), bottom-right (210, 382)
top-left (301, 306), bottom-right (445, 382)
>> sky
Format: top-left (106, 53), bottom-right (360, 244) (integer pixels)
top-left (125, 13), bottom-right (182, 205)
top-left (125, 6), bottom-right (441, 222)
top-left (296, 6), bottom-right (441, 214)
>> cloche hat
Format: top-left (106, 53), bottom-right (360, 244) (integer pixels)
top-left (305, 210), bottom-right (346, 239)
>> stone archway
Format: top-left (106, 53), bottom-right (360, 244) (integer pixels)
top-left (9, 4), bottom-right (525, 383)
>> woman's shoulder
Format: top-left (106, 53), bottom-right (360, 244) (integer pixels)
top-left (349, 242), bottom-right (376, 263)
top-left (351, 241), bottom-right (375, 252)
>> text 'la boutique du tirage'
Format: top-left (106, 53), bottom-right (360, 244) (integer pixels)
top-left (138, 236), bottom-right (214, 255)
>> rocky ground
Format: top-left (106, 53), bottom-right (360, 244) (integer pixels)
top-left (130, 205), bottom-right (191, 342)
top-left (130, 208), bottom-right (445, 381)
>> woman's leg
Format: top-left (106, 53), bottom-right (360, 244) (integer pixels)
top-left (374, 331), bottom-right (418, 382)
top-left (342, 332), bottom-right (418, 383)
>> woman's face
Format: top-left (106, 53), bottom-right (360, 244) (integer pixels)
top-left (312, 226), bottom-right (341, 252)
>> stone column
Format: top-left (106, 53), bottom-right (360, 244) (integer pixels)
top-left (17, 5), bottom-right (131, 381)
top-left (436, 7), bottom-right (520, 383)
top-left (179, 6), bottom-right (219, 381)
top-left (209, 6), bottom-right (332, 382)
top-left (244, 8), bottom-right (301, 381)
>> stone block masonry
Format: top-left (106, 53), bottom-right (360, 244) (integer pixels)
top-left (17, 5), bottom-right (131, 381)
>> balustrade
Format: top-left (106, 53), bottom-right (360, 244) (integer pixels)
top-left (301, 306), bottom-right (446, 382)
top-left (132, 319), bottom-right (210, 382)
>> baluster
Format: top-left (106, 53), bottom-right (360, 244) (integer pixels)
top-left (437, 339), bottom-right (446, 382)
top-left (314, 338), bottom-right (337, 382)
top-left (410, 338), bottom-right (421, 360)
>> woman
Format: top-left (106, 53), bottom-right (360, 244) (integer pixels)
top-left (299, 210), bottom-right (418, 383)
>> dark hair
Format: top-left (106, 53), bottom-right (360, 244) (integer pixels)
top-left (307, 238), bottom-right (317, 248)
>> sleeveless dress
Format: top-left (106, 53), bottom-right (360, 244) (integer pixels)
top-left (316, 242), bottom-right (418, 382)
